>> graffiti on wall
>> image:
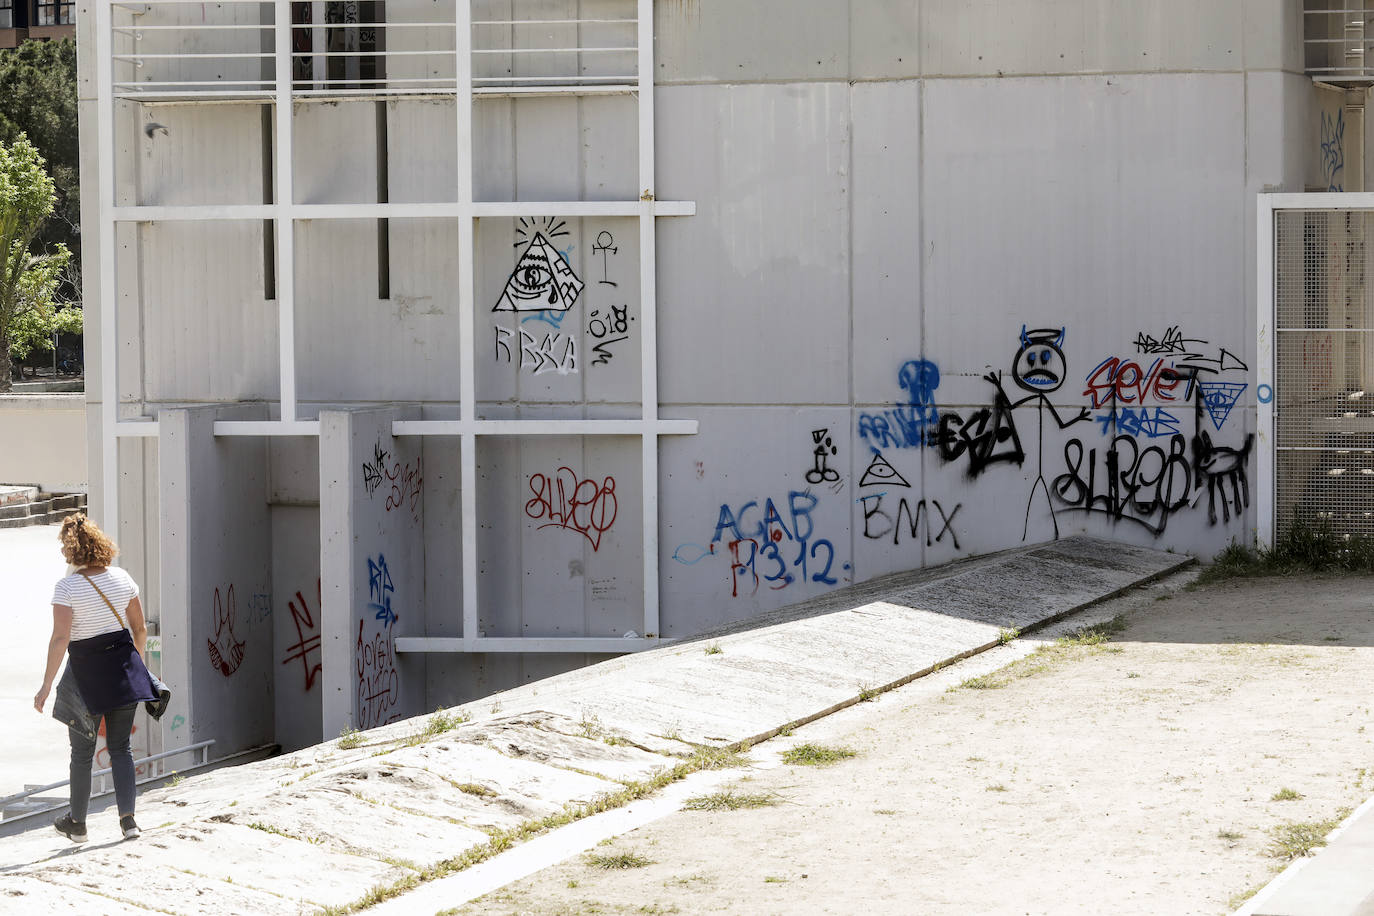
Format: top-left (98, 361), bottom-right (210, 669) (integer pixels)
top-left (281, 579), bottom-right (322, 692)
top-left (362, 438), bottom-right (423, 522)
top-left (525, 468), bottom-right (619, 551)
top-left (673, 491), bottom-right (848, 598)
top-left (1322, 109), bottom-right (1345, 193)
top-left (357, 552), bottom-right (401, 729)
top-left (495, 326), bottom-right (580, 375)
top-left (494, 219), bottom-right (584, 314)
top-left (858, 360), bottom-right (942, 450)
top-left (587, 304), bottom-right (633, 366)
top-left (207, 585), bottom-right (246, 677)
top-left (1049, 324), bottom-right (1253, 534)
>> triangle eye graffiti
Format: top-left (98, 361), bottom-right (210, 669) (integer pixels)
top-left (493, 232), bottom-right (585, 313)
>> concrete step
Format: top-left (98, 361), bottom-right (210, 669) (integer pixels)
top-left (0, 485), bottom-right (39, 507)
top-left (0, 490), bottom-right (86, 528)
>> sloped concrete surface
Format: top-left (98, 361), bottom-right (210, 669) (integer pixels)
top-left (0, 537), bottom-right (1189, 914)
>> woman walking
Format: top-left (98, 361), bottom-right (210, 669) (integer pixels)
top-left (33, 514), bottom-right (161, 842)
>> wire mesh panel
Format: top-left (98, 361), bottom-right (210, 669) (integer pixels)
top-left (1274, 208), bottom-right (1374, 537)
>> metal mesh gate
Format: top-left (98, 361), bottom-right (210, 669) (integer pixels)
top-left (1271, 207), bottom-right (1374, 538)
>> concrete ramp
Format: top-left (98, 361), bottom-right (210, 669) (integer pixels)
top-left (0, 537), bottom-right (1190, 914)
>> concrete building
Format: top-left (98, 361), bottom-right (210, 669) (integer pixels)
top-left (74, 0), bottom-right (1372, 762)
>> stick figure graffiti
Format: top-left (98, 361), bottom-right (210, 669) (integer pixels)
top-left (990, 326), bottom-right (1091, 540)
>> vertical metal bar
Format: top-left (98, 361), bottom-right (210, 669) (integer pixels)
top-left (276, 0), bottom-right (297, 422)
top-left (456, 0), bottom-right (478, 651)
top-left (96, 0), bottom-right (119, 533)
top-left (1257, 195), bottom-right (1277, 550)
top-left (636, 0), bottom-right (659, 639)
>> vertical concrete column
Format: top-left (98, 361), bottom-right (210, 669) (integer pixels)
top-left (320, 405), bottom-right (426, 739)
top-left (159, 405), bottom-right (273, 759)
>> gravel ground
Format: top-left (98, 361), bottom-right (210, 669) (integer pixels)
top-left (456, 572), bottom-right (1374, 916)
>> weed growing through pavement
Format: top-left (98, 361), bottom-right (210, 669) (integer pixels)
top-left (1271, 787), bottom-right (1303, 801)
top-left (586, 850), bottom-right (653, 869)
top-left (456, 783), bottom-right (496, 797)
top-left (1265, 809), bottom-right (1350, 860)
top-left (858, 682), bottom-right (878, 702)
top-left (948, 616), bottom-right (1131, 693)
top-left (337, 727), bottom-right (365, 749)
top-left (704, 643), bottom-right (723, 655)
top-left (684, 787), bottom-right (778, 811)
top-left (577, 710), bottom-right (604, 740)
top-left (1217, 828), bottom-right (1244, 841)
top-left (165, 772), bottom-right (183, 787)
top-left (985, 783), bottom-right (1008, 792)
top-left (764, 876), bottom-right (787, 883)
top-left (782, 743), bottom-right (856, 767)
top-left (998, 627), bottom-right (1020, 645)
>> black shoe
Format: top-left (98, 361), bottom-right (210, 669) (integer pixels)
top-left (54, 814), bottom-right (87, 843)
top-left (119, 814), bottom-right (140, 840)
top-left (145, 687), bottom-right (172, 720)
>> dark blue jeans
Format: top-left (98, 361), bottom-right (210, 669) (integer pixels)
top-left (69, 703), bottom-right (138, 822)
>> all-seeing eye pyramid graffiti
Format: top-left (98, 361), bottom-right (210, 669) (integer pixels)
top-left (493, 231), bottom-right (585, 313)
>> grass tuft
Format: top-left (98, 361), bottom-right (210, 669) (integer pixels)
top-left (1271, 787), bottom-right (1303, 802)
top-left (586, 850), bottom-right (653, 869)
top-left (704, 642), bottom-right (723, 655)
top-left (782, 743), bottom-right (856, 767)
top-left (684, 788), bottom-right (778, 811)
top-left (998, 627), bottom-right (1020, 645)
top-left (1265, 810), bottom-right (1350, 860)
top-left (337, 727), bottom-right (365, 749)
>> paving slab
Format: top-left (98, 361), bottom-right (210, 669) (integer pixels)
top-left (1, 536), bottom-right (1190, 914)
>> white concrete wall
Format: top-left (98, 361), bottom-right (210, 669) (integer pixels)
top-left (0, 395), bottom-right (87, 492)
top-left (82, 0), bottom-right (1333, 722)
top-left (320, 406), bottom-right (427, 738)
top-left (159, 405), bottom-right (275, 757)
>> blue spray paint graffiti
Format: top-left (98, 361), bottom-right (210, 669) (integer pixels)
top-left (1323, 109), bottom-right (1345, 192)
top-left (674, 491), bottom-right (847, 598)
top-left (857, 360), bottom-right (941, 450)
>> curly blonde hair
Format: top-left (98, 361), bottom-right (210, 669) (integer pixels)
top-left (59, 514), bottom-right (119, 567)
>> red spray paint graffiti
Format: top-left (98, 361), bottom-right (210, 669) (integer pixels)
top-left (524, 467), bottom-right (618, 551)
top-left (281, 579), bottom-right (322, 691)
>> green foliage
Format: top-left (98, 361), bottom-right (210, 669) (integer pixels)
top-left (0, 40), bottom-right (79, 266)
top-left (8, 245), bottom-right (76, 359)
top-left (1196, 516), bottom-right (1374, 585)
top-left (2, 135), bottom-right (75, 384)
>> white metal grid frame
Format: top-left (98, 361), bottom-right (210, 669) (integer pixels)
top-left (1258, 192), bottom-right (1374, 547)
top-left (94, 0), bottom-right (696, 654)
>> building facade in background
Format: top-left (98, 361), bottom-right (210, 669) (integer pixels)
top-left (1, 0), bottom-right (74, 46)
top-left (74, 0), bottom-right (1364, 761)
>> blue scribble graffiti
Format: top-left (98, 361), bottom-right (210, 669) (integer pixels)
top-left (1095, 406), bottom-right (1182, 439)
top-left (857, 359), bottom-right (941, 450)
top-left (367, 554), bottom-right (398, 628)
top-left (1323, 109), bottom-right (1345, 192)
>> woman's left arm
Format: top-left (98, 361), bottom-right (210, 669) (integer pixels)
top-left (34, 604), bottom-right (73, 713)
top-left (127, 595), bottom-right (148, 662)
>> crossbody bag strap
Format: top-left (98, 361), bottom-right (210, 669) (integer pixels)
top-left (78, 571), bottom-right (127, 630)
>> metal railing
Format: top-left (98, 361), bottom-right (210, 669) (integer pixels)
top-left (109, 0), bottom-right (639, 101)
top-left (0, 740), bottom-right (214, 825)
top-left (1306, 5), bottom-right (1374, 84)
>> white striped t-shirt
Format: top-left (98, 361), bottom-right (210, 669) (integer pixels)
top-left (52, 568), bottom-right (140, 641)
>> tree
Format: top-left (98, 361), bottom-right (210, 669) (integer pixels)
top-left (0, 40), bottom-right (79, 289)
top-left (1, 135), bottom-right (70, 392)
